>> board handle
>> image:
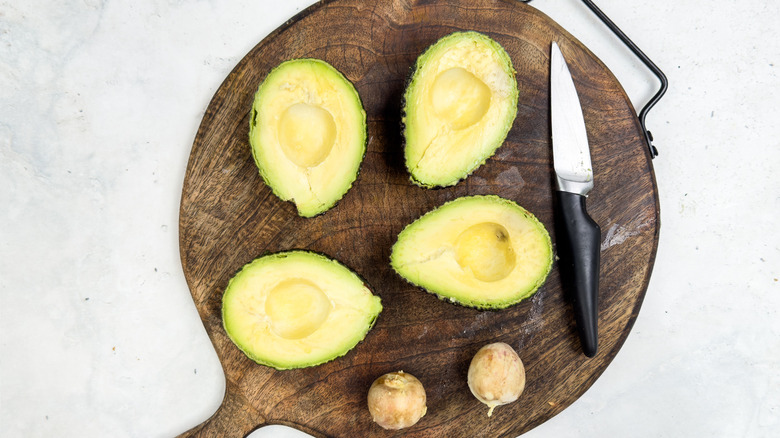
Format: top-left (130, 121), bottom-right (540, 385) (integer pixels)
top-left (521, 0), bottom-right (668, 157)
top-left (177, 381), bottom-right (265, 438)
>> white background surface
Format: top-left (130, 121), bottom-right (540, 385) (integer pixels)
top-left (1, 0), bottom-right (778, 436)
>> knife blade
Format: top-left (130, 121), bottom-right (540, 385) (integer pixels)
top-left (550, 41), bottom-right (601, 358)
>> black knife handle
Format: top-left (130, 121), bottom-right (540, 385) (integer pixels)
top-left (555, 191), bottom-right (601, 357)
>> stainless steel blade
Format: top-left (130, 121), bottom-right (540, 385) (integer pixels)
top-left (551, 41), bottom-right (593, 196)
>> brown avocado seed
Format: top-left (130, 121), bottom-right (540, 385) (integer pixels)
top-left (367, 371), bottom-right (427, 430)
top-left (467, 342), bottom-right (526, 416)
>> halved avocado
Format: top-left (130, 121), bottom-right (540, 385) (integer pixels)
top-left (403, 32), bottom-right (518, 188)
top-left (390, 196), bottom-right (552, 309)
top-left (222, 251), bottom-right (382, 370)
top-left (249, 59), bottom-right (367, 217)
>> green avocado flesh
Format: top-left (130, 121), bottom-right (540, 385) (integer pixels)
top-left (390, 196), bottom-right (552, 309)
top-left (222, 251), bottom-right (382, 370)
top-left (403, 32), bottom-right (518, 188)
top-left (249, 59), bottom-right (367, 217)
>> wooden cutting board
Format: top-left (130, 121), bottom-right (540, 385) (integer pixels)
top-left (178, 0), bottom-right (660, 436)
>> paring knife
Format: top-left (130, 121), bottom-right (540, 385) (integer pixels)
top-left (550, 41), bottom-right (601, 358)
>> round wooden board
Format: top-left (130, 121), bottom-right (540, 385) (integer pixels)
top-left (178, 0), bottom-right (660, 436)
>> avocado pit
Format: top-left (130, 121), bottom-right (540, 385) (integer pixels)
top-left (265, 278), bottom-right (332, 339)
top-left (455, 222), bottom-right (516, 282)
top-left (429, 67), bottom-right (491, 130)
top-left (277, 102), bottom-right (337, 168)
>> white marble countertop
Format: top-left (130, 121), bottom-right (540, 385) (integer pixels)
top-left (1, 0), bottom-right (778, 436)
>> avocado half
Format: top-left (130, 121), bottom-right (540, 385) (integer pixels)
top-left (222, 251), bottom-right (382, 370)
top-left (402, 32), bottom-right (518, 188)
top-left (390, 196), bottom-right (552, 309)
top-left (249, 59), bottom-right (367, 217)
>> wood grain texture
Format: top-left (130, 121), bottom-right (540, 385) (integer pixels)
top-left (178, 0), bottom-right (660, 436)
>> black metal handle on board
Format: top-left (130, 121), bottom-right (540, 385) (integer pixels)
top-left (521, 0), bottom-right (668, 158)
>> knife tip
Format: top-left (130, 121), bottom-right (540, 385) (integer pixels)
top-left (551, 41), bottom-right (562, 58)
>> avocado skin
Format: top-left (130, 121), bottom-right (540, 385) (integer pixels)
top-left (248, 59), bottom-right (368, 218)
top-left (401, 31), bottom-right (518, 189)
top-left (390, 195), bottom-right (552, 310)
